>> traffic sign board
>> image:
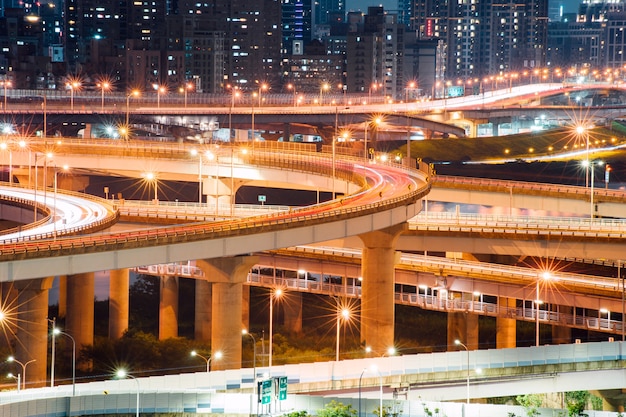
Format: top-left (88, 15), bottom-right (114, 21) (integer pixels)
top-left (260, 379), bottom-right (272, 404)
top-left (278, 376), bottom-right (288, 401)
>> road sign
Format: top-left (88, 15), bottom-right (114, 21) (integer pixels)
top-left (278, 376), bottom-right (288, 401)
top-left (258, 195), bottom-right (266, 202)
top-left (260, 379), bottom-right (272, 404)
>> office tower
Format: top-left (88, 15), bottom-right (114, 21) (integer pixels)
top-left (282, 0), bottom-right (312, 55)
top-left (346, 7), bottom-right (405, 99)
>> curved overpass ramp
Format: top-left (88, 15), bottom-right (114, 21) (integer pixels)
top-left (0, 145), bottom-right (431, 280)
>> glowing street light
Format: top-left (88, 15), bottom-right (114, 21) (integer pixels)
top-left (268, 287), bottom-right (283, 372)
top-left (116, 369), bottom-right (139, 417)
top-left (143, 171), bottom-right (158, 203)
top-left (52, 327), bottom-right (76, 396)
top-left (319, 82), bottom-right (330, 105)
top-left (66, 79), bottom-right (81, 111)
top-left (153, 84), bottom-right (167, 108)
top-left (181, 82), bottom-right (194, 108)
top-left (536, 271), bottom-right (551, 346)
top-left (126, 89), bottom-right (140, 127)
top-left (7, 372), bottom-right (19, 392)
top-left (336, 305), bottom-right (350, 361)
top-left (454, 339), bottom-right (470, 404)
top-left (98, 80), bottom-right (112, 112)
top-left (190, 350), bottom-right (222, 372)
top-left (1, 80), bottom-right (11, 111)
top-left (7, 356), bottom-right (36, 391)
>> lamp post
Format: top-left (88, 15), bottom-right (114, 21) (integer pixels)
top-left (228, 86), bottom-right (240, 143)
top-left (576, 125), bottom-right (590, 187)
top-left (336, 305), bottom-right (349, 361)
top-left (358, 368), bottom-right (367, 417)
top-left (7, 372), bottom-right (19, 392)
top-left (257, 83), bottom-right (268, 107)
top-left (454, 339), bottom-right (470, 404)
top-left (536, 271), bottom-right (551, 346)
top-left (153, 84), bottom-right (166, 108)
top-left (181, 82), bottom-right (193, 108)
top-left (287, 83), bottom-right (297, 107)
top-left (99, 81), bottom-right (111, 112)
top-left (242, 329), bottom-right (257, 417)
top-left (144, 172), bottom-right (158, 203)
top-left (269, 288), bottom-right (283, 373)
top-left (67, 81), bottom-right (80, 111)
top-left (190, 350), bottom-right (222, 372)
top-left (126, 89), bottom-right (140, 128)
top-left (320, 82), bottom-right (330, 105)
top-left (116, 370), bottom-right (139, 417)
top-left (588, 160), bottom-right (603, 218)
top-left (2, 80), bottom-right (10, 111)
top-left (52, 328), bottom-right (76, 396)
top-left (242, 329), bottom-right (257, 376)
top-left (7, 356), bottom-right (36, 391)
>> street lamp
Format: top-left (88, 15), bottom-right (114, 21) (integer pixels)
top-left (153, 84), bottom-right (166, 108)
top-left (143, 172), bottom-right (158, 203)
top-left (98, 81), bottom-right (111, 112)
top-left (358, 367), bottom-right (367, 417)
top-left (575, 125), bottom-right (590, 187)
top-left (52, 328), bottom-right (76, 396)
top-left (228, 85), bottom-right (240, 143)
top-left (257, 83), bottom-right (268, 107)
top-left (53, 164), bottom-right (69, 239)
top-left (242, 329), bottom-right (257, 375)
top-left (181, 82), bottom-right (194, 108)
top-left (190, 350), bottom-right (222, 372)
top-left (335, 305), bottom-right (350, 361)
top-left (7, 356), bottom-right (36, 391)
top-left (364, 117), bottom-right (382, 162)
top-left (242, 328), bottom-right (257, 417)
top-left (536, 271), bottom-right (551, 346)
top-left (268, 287), bottom-right (283, 372)
top-left (1, 80), bottom-right (11, 111)
top-left (586, 159), bottom-right (604, 218)
top-left (116, 369), bottom-right (139, 417)
top-left (7, 372), bottom-right (19, 392)
top-left (454, 339), bottom-right (470, 404)
top-left (126, 89), bottom-right (140, 128)
top-left (287, 83), bottom-right (297, 107)
top-left (320, 82), bottom-right (330, 105)
top-left (67, 80), bottom-right (81, 111)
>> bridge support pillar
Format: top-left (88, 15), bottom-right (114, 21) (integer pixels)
top-left (496, 297), bottom-right (517, 348)
top-left (159, 276), bottom-right (179, 340)
top-left (109, 269), bottom-right (129, 339)
top-left (14, 278), bottom-right (53, 388)
top-left (552, 306), bottom-right (572, 344)
top-left (67, 272), bottom-right (94, 371)
top-left (203, 177), bottom-right (246, 214)
top-left (448, 311), bottom-right (479, 350)
top-left (58, 275), bottom-right (67, 319)
top-left (284, 292), bottom-right (303, 334)
top-left (198, 255), bottom-right (259, 370)
top-left (242, 285), bottom-right (250, 331)
top-left (194, 280), bottom-right (212, 342)
top-left (359, 223), bottom-right (406, 355)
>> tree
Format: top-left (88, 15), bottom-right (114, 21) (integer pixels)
top-left (565, 391), bottom-right (590, 417)
top-left (516, 394), bottom-right (543, 417)
top-left (318, 400), bottom-right (357, 417)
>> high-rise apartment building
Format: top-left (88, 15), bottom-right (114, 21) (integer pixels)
top-left (346, 7), bottom-right (405, 99)
top-left (402, 0), bottom-right (548, 79)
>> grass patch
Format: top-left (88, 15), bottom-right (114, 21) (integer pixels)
top-left (405, 126), bottom-right (626, 163)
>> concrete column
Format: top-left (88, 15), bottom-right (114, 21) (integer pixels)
top-left (159, 276), bottom-right (179, 340)
top-left (57, 276), bottom-right (67, 319)
top-left (283, 292), bottom-right (303, 334)
top-left (496, 297), bottom-right (517, 349)
top-left (359, 223), bottom-right (406, 355)
top-left (552, 306), bottom-right (572, 344)
top-left (242, 285), bottom-right (250, 331)
top-left (66, 272), bottom-right (94, 371)
top-left (197, 255), bottom-right (259, 371)
top-left (195, 280), bottom-right (212, 342)
top-left (448, 312), bottom-right (479, 350)
top-left (14, 278), bottom-right (53, 388)
top-left (109, 269), bottom-right (129, 339)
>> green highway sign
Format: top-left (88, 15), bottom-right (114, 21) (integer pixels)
top-left (261, 379), bottom-right (272, 404)
top-left (278, 376), bottom-right (288, 401)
